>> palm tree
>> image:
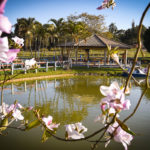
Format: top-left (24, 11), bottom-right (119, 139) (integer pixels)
top-left (14, 18), bottom-right (37, 56)
top-left (49, 18), bottom-right (64, 40)
top-left (49, 18), bottom-right (65, 60)
top-left (43, 24), bottom-right (55, 50)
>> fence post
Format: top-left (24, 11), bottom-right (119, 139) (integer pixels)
top-left (54, 61), bottom-right (57, 71)
top-left (69, 59), bottom-right (72, 68)
top-left (11, 63), bottom-right (14, 75)
top-left (98, 61), bottom-right (100, 68)
top-left (46, 62), bottom-right (48, 72)
top-left (35, 68), bottom-right (37, 74)
top-left (87, 61), bottom-right (89, 68)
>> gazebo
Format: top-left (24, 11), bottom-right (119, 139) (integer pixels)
top-left (58, 34), bottom-right (131, 65)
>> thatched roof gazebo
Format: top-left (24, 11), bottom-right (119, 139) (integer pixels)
top-left (58, 34), bottom-right (131, 65)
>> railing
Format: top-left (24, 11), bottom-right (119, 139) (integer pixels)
top-left (0, 59), bottom-right (134, 75)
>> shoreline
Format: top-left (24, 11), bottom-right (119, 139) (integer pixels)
top-left (1, 74), bottom-right (75, 83)
top-left (0, 68), bottom-right (123, 83)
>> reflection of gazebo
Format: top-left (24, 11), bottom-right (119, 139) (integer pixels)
top-left (58, 34), bottom-right (131, 65)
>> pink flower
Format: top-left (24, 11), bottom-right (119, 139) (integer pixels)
top-left (0, 102), bottom-right (9, 119)
top-left (65, 122), bottom-right (88, 139)
top-left (106, 122), bottom-right (133, 150)
top-left (97, 0), bottom-right (116, 10)
top-left (0, 102), bottom-right (24, 121)
top-left (0, 0), bottom-right (7, 14)
top-left (0, 38), bottom-right (20, 63)
top-left (0, 49), bottom-right (20, 63)
top-left (5, 49), bottom-right (20, 63)
top-left (0, 37), bottom-right (9, 52)
top-left (100, 82), bottom-right (131, 112)
top-left (100, 81), bottom-right (122, 99)
top-left (97, 0), bottom-right (109, 10)
top-left (12, 109), bottom-right (24, 121)
top-left (100, 93), bottom-right (131, 112)
top-left (12, 36), bottom-right (24, 47)
top-left (42, 115), bottom-right (60, 131)
top-left (0, 14), bottom-right (11, 33)
top-left (114, 127), bottom-right (133, 150)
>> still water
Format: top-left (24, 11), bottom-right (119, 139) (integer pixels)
top-left (0, 77), bottom-right (150, 150)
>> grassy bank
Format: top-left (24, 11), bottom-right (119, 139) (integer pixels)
top-left (0, 67), bottom-right (123, 82)
top-left (18, 48), bottom-right (150, 59)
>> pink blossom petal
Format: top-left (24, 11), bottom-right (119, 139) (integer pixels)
top-left (97, 6), bottom-right (104, 10)
top-left (42, 115), bottom-right (59, 131)
top-left (12, 36), bottom-right (24, 46)
top-left (100, 81), bottom-right (121, 97)
top-left (4, 49), bottom-right (20, 63)
top-left (0, 14), bottom-right (11, 33)
top-left (0, 0), bottom-right (7, 14)
top-left (0, 37), bottom-right (9, 52)
top-left (65, 123), bottom-right (87, 139)
top-left (12, 109), bottom-right (24, 121)
top-left (123, 100), bottom-right (131, 110)
top-left (105, 140), bottom-right (110, 148)
top-left (0, 52), bottom-right (7, 62)
top-left (122, 141), bottom-right (128, 150)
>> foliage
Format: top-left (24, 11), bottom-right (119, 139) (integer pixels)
top-left (143, 27), bottom-right (150, 53)
top-left (118, 24), bottom-right (147, 45)
top-left (67, 12), bottom-right (106, 34)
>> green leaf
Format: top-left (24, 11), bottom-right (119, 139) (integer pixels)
top-left (0, 118), bottom-right (8, 132)
top-left (25, 119), bottom-right (40, 131)
top-left (79, 129), bottom-right (84, 133)
top-left (41, 130), bottom-right (52, 143)
top-left (116, 118), bottom-right (136, 136)
top-left (106, 44), bottom-right (111, 52)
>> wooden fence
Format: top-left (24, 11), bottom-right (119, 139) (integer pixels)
top-left (0, 59), bottom-right (132, 75)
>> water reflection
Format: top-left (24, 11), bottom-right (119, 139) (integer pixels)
top-left (0, 77), bottom-right (150, 150)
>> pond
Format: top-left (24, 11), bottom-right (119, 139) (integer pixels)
top-left (0, 77), bottom-right (150, 150)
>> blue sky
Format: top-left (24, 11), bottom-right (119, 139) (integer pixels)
top-left (4, 0), bottom-right (150, 30)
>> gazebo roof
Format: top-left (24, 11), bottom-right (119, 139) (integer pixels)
top-left (58, 34), bottom-right (131, 49)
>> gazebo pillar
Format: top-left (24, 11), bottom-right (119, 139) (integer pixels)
top-left (85, 49), bottom-right (90, 61)
top-left (61, 48), bottom-right (64, 61)
top-left (104, 49), bottom-right (107, 65)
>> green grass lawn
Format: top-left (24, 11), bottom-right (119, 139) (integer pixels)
top-left (18, 48), bottom-right (150, 59)
top-left (0, 67), bottom-right (123, 82)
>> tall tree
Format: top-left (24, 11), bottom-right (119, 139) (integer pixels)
top-left (119, 25), bottom-right (147, 45)
top-left (67, 13), bottom-right (106, 34)
top-left (49, 18), bottom-right (65, 43)
top-left (143, 27), bottom-right (150, 53)
top-left (109, 23), bottom-right (117, 34)
top-left (14, 17), bottom-right (36, 55)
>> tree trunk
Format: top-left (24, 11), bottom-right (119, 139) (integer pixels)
top-left (30, 38), bottom-right (33, 58)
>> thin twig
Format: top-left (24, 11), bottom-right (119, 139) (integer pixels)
top-left (124, 3), bottom-right (150, 92)
top-left (123, 64), bottom-right (150, 123)
top-left (0, 125), bottom-right (25, 131)
top-left (113, 59), bottom-right (140, 86)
